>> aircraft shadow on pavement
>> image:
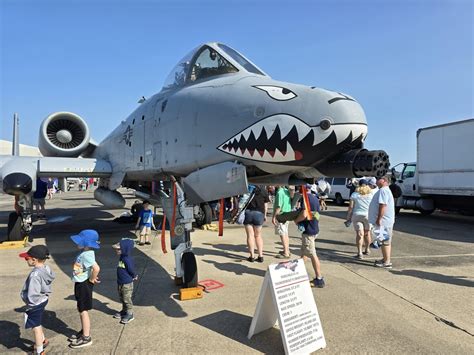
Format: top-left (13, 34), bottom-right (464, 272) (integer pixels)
top-left (2, 203), bottom-right (188, 325)
top-left (201, 259), bottom-right (266, 277)
top-left (322, 209), bottom-right (474, 244)
top-left (192, 310), bottom-right (284, 354)
top-left (390, 269), bottom-right (474, 288)
top-left (0, 320), bottom-right (33, 351)
top-left (43, 224), bottom-right (187, 319)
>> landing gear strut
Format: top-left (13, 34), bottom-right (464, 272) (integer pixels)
top-left (159, 178), bottom-right (198, 288)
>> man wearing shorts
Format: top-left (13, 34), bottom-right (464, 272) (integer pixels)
top-left (368, 176), bottom-right (395, 269)
top-left (272, 186), bottom-right (292, 259)
top-left (294, 187), bottom-right (325, 288)
top-left (135, 200), bottom-right (156, 246)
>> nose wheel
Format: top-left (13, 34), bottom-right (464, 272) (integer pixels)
top-left (7, 195), bottom-right (32, 242)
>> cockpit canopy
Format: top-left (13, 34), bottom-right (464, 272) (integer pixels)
top-left (162, 43), bottom-right (266, 91)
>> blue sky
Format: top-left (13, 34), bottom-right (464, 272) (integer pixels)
top-left (1, 0), bottom-right (472, 165)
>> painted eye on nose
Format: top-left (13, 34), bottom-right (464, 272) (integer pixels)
top-left (320, 119), bottom-right (331, 130)
top-left (253, 85), bottom-right (297, 101)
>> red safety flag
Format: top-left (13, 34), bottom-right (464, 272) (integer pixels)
top-left (161, 215), bottom-right (167, 254)
top-left (218, 198), bottom-right (224, 236)
top-left (170, 182), bottom-right (177, 237)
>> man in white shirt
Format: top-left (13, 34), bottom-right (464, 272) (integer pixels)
top-left (368, 176), bottom-right (395, 268)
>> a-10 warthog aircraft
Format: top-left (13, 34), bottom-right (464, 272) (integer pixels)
top-left (0, 42), bottom-right (389, 286)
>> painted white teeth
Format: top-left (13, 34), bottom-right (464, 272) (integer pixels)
top-left (296, 123), bottom-right (311, 142)
top-left (274, 148), bottom-right (285, 161)
top-left (286, 141), bottom-right (295, 160)
top-left (262, 149), bottom-right (272, 160)
top-left (313, 128), bottom-right (331, 146)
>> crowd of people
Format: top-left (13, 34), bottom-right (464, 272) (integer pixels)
top-left (18, 175), bottom-right (396, 353)
top-left (232, 175), bottom-right (396, 287)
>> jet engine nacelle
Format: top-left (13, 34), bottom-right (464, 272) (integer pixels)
top-left (38, 112), bottom-right (91, 157)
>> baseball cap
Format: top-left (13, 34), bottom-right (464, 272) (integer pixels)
top-left (367, 177), bottom-right (377, 186)
top-left (70, 229), bottom-right (100, 249)
top-left (19, 245), bottom-right (50, 260)
top-left (359, 179), bottom-right (368, 186)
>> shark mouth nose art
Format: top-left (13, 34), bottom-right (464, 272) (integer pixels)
top-left (217, 114), bottom-right (367, 164)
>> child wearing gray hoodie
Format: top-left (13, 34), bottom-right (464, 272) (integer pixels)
top-left (19, 245), bottom-right (55, 355)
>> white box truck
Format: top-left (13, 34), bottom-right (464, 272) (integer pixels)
top-left (392, 119), bottom-right (474, 215)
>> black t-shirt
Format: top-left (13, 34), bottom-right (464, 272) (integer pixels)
top-left (247, 187), bottom-right (270, 214)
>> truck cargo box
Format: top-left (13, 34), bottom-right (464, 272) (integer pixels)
top-left (417, 119), bottom-right (474, 196)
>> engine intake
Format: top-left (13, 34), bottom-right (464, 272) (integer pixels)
top-left (38, 112), bottom-right (90, 157)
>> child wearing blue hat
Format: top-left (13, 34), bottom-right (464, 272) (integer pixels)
top-left (68, 230), bottom-right (101, 349)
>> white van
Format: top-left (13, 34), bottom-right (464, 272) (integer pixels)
top-left (325, 177), bottom-right (351, 205)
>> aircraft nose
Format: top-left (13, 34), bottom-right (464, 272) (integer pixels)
top-left (2, 173), bottom-right (32, 195)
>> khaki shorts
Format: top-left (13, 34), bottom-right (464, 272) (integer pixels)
top-left (301, 234), bottom-right (318, 257)
top-left (139, 225), bottom-right (151, 236)
top-left (352, 214), bottom-right (370, 232)
top-left (274, 221), bottom-right (289, 236)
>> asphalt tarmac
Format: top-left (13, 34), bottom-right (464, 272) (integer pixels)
top-left (0, 189), bottom-right (473, 354)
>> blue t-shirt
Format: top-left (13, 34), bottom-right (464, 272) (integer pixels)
top-left (34, 179), bottom-right (48, 199)
top-left (139, 209), bottom-right (154, 227)
top-left (72, 250), bottom-right (96, 283)
top-left (300, 193), bottom-right (320, 236)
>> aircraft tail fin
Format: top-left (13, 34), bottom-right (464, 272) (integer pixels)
top-left (12, 113), bottom-right (20, 156)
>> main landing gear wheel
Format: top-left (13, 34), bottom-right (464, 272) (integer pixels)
top-left (182, 251), bottom-right (198, 288)
top-left (195, 203), bottom-right (212, 227)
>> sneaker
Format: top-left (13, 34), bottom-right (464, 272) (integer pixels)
top-left (275, 253), bottom-right (291, 259)
top-left (256, 256), bottom-right (264, 263)
top-left (374, 260), bottom-right (392, 269)
top-left (120, 313), bottom-right (135, 324)
top-left (138, 242), bottom-right (145, 246)
top-left (69, 335), bottom-right (92, 349)
top-left (144, 241), bottom-right (151, 245)
top-left (67, 330), bottom-right (83, 342)
top-left (28, 338), bottom-right (49, 351)
top-left (313, 277), bottom-right (326, 288)
top-left (247, 256), bottom-right (255, 262)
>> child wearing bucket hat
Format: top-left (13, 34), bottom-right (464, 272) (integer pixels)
top-left (68, 230), bottom-right (101, 349)
top-left (19, 245), bottom-right (55, 355)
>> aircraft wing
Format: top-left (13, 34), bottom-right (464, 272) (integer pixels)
top-left (0, 155), bottom-right (112, 195)
top-left (0, 155), bottom-right (112, 178)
